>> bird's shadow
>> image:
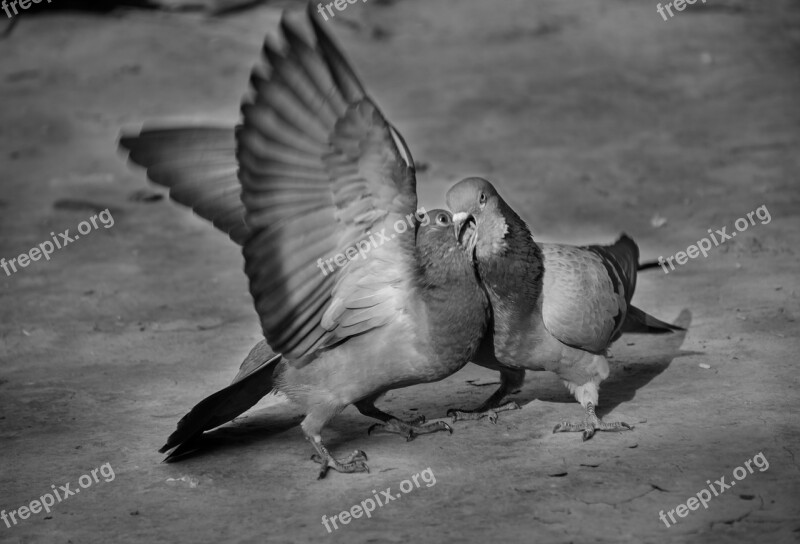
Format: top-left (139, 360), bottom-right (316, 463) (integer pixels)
top-left (503, 309), bottom-right (696, 418)
top-left (161, 310), bottom-right (694, 462)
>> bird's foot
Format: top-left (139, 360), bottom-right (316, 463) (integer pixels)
top-left (552, 402), bottom-right (633, 441)
top-left (447, 401), bottom-right (521, 424)
top-left (367, 416), bottom-right (452, 442)
top-left (310, 449), bottom-right (369, 479)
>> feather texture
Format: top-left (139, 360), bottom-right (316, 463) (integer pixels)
top-left (119, 127), bottom-right (249, 245)
top-left (122, 8), bottom-right (493, 470)
top-left (541, 243), bottom-right (624, 354)
top-left (238, 13), bottom-right (418, 363)
top-left (446, 177), bottom-right (681, 433)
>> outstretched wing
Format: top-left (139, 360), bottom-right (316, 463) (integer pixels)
top-left (540, 235), bottom-right (639, 353)
top-left (238, 6), bottom-right (419, 363)
top-left (119, 127), bottom-right (250, 245)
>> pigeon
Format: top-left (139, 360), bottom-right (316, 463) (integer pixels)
top-left (119, 7), bottom-right (491, 477)
top-left (446, 177), bottom-right (683, 440)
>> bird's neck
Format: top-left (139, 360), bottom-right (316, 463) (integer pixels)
top-left (479, 206), bottom-right (544, 307)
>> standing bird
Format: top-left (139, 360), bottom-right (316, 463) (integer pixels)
top-left (446, 177), bottom-right (682, 440)
top-left (120, 7), bottom-right (491, 477)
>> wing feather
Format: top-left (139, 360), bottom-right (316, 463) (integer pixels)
top-left (541, 243), bottom-right (625, 353)
top-left (239, 8), bottom-right (419, 363)
top-left (119, 127), bottom-right (249, 245)
top-left (120, 9), bottom-right (420, 365)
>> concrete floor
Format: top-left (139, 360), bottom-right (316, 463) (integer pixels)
top-left (1, 0), bottom-right (799, 542)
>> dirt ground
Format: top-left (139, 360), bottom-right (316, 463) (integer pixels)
top-left (1, 0), bottom-right (799, 543)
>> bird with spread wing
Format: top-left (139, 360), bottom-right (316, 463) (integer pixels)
top-left (446, 177), bottom-right (683, 440)
top-left (120, 7), bottom-right (491, 478)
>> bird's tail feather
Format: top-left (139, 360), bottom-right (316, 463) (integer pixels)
top-left (637, 260), bottom-right (661, 271)
top-left (159, 341), bottom-right (281, 457)
top-left (622, 305), bottom-right (685, 334)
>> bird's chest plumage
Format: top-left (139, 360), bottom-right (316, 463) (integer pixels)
top-left (481, 257), bottom-right (548, 367)
top-left (346, 286), bottom-right (488, 393)
top-left (412, 285), bottom-right (488, 376)
top-left (474, 303), bottom-right (570, 383)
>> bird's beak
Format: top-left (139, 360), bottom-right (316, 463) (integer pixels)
top-left (452, 212), bottom-right (477, 253)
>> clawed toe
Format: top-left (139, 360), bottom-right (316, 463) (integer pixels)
top-left (368, 417), bottom-right (452, 441)
top-left (311, 449), bottom-right (367, 465)
top-left (448, 408), bottom-right (486, 422)
top-left (552, 421), bottom-right (584, 434)
top-left (552, 410), bottom-right (633, 441)
top-left (311, 450), bottom-right (370, 479)
top-left (346, 450), bottom-right (368, 463)
top-left (448, 401), bottom-right (521, 424)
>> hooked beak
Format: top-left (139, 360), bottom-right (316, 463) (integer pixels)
top-left (452, 212), bottom-right (478, 254)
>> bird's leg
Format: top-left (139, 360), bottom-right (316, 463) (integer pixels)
top-left (448, 367), bottom-right (524, 424)
top-left (355, 398), bottom-right (452, 442)
top-left (552, 380), bottom-right (633, 441)
top-left (302, 410), bottom-right (369, 479)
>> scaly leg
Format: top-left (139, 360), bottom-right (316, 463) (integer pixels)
top-left (355, 397), bottom-right (452, 442)
top-left (552, 401), bottom-right (633, 441)
top-left (301, 407), bottom-right (369, 479)
top-left (552, 377), bottom-right (633, 441)
top-left (448, 367), bottom-right (524, 424)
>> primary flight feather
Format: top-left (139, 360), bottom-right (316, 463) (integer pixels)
top-left (120, 6), bottom-right (490, 477)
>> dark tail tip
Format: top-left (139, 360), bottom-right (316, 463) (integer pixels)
top-left (157, 352), bottom-right (282, 461)
top-left (624, 306), bottom-right (687, 335)
top-left (637, 260), bottom-right (662, 271)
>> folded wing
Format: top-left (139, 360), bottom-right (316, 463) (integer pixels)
top-left (540, 235), bottom-right (638, 353)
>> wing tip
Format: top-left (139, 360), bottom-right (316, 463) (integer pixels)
top-left (118, 132), bottom-right (138, 153)
top-left (617, 232), bottom-right (635, 244)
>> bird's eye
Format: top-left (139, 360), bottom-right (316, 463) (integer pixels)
top-left (436, 213), bottom-right (449, 225)
top-left (479, 192), bottom-right (487, 206)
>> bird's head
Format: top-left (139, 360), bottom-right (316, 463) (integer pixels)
top-left (415, 209), bottom-right (479, 280)
top-left (446, 177), bottom-right (511, 260)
